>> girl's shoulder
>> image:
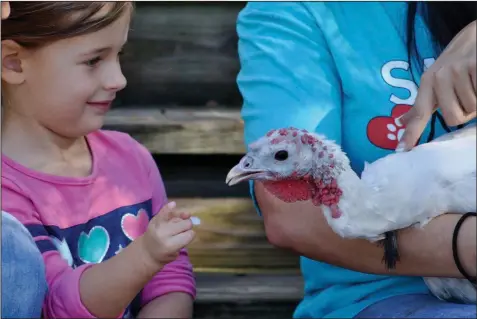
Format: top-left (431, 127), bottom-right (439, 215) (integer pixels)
top-left (90, 129), bottom-right (156, 173)
top-left (91, 129), bottom-right (142, 150)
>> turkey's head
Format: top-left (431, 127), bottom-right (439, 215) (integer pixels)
top-left (226, 127), bottom-right (351, 218)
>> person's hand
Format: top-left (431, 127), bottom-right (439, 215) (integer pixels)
top-left (1, 1), bottom-right (10, 20)
top-left (140, 201), bottom-right (196, 268)
top-left (397, 20), bottom-right (476, 152)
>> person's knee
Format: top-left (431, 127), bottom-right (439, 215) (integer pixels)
top-left (2, 211), bottom-right (44, 264)
top-left (2, 212), bottom-right (47, 318)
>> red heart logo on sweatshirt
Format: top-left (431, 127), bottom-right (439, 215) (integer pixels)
top-left (121, 209), bottom-right (150, 241)
top-left (366, 104), bottom-right (412, 150)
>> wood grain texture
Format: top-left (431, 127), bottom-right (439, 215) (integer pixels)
top-left (194, 273), bottom-right (303, 319)
top-left (194, 302), bottom-right (299, 319)
top-left (116, 2), bottom-right (246, 107)
top-left (103, 107), bottom-right (246, 154)
top-left (195, 273), bottom-right (304, 302)
top-left (171, 197), bottom-right (301, 274)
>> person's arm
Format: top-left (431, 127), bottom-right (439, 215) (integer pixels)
top-left (237, 2), bottom-right (476, 278)
top-left (135, 143), bottom-right (195, 318)
top-left (137, 292), bottom-right (193, 318)
top-left (1, 177), bottom-right (163, 319)
top-left (255, 182), bottom-right (476, 278)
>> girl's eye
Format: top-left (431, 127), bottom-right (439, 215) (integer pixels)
top-left (85, 56), bottom-right (102, 67)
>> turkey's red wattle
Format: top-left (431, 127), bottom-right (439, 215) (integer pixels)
top-left (263, 176), bottom-right (343, 218)
top-left (263, 179), bottom-right (314, 203)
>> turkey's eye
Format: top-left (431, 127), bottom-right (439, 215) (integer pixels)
top-left (274, 150), bottom-right (288, 161)
top-left (243, 157), bottom-right (253, 168)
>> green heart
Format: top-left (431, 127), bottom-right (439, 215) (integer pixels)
top-left (78, 226), bottom-right (110, 264)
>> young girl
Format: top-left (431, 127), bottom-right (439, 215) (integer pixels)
top-left (1, 2), bottom-right (196, 318)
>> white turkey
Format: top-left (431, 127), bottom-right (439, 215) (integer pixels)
top-left (226, 123), bottom-right (476, 304)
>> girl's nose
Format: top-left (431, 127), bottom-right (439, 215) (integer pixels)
top-left (104, 63), bottom-right (127, 92)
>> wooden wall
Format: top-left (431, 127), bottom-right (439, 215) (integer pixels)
top-left (115, 2), bottom-right (245, 108)
top-left (104, 2), bottom-right (303, 315)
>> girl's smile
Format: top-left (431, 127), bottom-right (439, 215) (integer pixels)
top-left (86, 99), bottom-right (114, 113)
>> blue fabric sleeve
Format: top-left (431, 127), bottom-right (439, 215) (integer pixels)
top-left (236, 2), bottom-right (343, 216)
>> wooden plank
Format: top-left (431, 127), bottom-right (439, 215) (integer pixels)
top-left (195, 273), bottom-right (304, 302)
top-left (153, 154), bottom-right (250, 198)
top-left (116, 2), bottom-right (246, 107)
top-left (194, 302), bottom-right (299, 319)
top-left (171, 198), bottom-right (301, 274)
top-left (194, 273), bottom-right (303, 319)
top-left (103, 108), bottom-right (246, 154)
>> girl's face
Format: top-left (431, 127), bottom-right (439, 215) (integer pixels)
top-left (2, 8), bottom-right (130, 138)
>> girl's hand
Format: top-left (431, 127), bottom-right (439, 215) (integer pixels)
top-left (398, 20), bottom-right (476, 152)
top-left (141, 202), bottom-right (196, 268)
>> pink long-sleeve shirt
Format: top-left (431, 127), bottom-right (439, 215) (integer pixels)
top-left (1, 130), bottom-right (196, 318)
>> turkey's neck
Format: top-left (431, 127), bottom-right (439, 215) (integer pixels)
top-left (323, 168), bottom-right (386, 239)
top-left (262, 179), bottom-right (315, 203)
top-left (262, 169), bottom-right (387, 239)
top-left (262, 169), bottom-right (373, 210)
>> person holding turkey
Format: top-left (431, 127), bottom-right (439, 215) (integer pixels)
top-left (234, 2), bottom-right (476, 318)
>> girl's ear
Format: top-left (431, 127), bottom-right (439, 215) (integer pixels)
top-left (2, 40), bottom-right (26, 85)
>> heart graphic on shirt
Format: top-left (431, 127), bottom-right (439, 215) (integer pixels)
top-left (366, 104), bottom-right (412, 150)
top-left (121, 208), bottom-right (150, 241)
top-left (78, 226), bottom-right (110, 264)
top-left (50, 236), bottom-right (74, 267)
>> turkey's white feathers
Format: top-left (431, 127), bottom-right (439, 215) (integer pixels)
top-left (324, 123), bottom-right (476, 304)
top-left (359, 129), bottom-right (476, 233)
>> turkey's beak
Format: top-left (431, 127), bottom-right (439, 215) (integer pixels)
top-left (225, 165), bottom-right (268, 186)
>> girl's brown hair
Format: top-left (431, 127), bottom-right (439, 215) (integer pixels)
top-left (1, 1), bottom-right (133, 48)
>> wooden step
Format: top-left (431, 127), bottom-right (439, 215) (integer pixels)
top-left (194, 273), bottom-right (303, 319)
top-left (195, 273), bottom-right (304, 302)
top-left (171, 197), bottom-right (301, 274)
top-left (104, 107), bottom-right (245, 155)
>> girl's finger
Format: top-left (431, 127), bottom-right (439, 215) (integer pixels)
top-left (169, 210), bottom-right (189, 220)
top-left (168, 230), bottom-right (196, 250)
top-left (154, 201), bottom-right (177, 224)
top-left (179, 211), bottom-right (191, 220)
top-left (169, 212), bottom-right (192, 223)
top-left (434, 68), bottom-right (467, 126)
top-left (165, 219), bottom-right (193, 236)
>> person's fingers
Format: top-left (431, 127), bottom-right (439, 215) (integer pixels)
top-left (397, 72), bottom-right (436, 151)
top-left (453, 66), bottom-right (477, 116)
top-left (169, 211), bottom-right (193, 225)
top-left (165, 219), bottom-right (193, 236)
top-left (176, 211), bottom-right (191, 220)
top-left (469, 60), bottom-right (476, 94)
top-left (169, 210), bottom-right (191, 224)
top-left (434, 67), bottom-right (467, 126)
top-left (155, 201), bottom-right (177, 223)
top-left (167, 229), bottom-right (196, 250)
